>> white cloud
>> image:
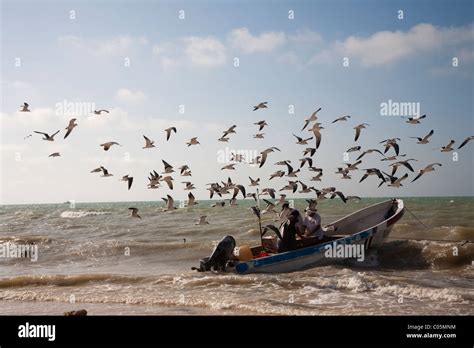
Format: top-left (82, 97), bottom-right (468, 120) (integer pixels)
top-left (58, 35), bottom-right (148, 56)
top-left (228, 27), bottom-right (286, 53)
top-left (288, 30), bottom-right (322, 44)
top-left (310, 23), bottom-right (474, 66)
top-left (183, 36), bottom-right (227, 67)
top-left (115, 89), bottom-right (147, 103)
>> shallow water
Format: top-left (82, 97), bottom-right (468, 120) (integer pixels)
top-left (0, 197), bottom-right (473, 315)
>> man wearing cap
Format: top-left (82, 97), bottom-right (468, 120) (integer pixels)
top-left (303, 208), bottom-right (324, 241)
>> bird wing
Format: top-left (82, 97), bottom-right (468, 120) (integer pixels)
top-left (354, 127), bottom-right (361, 141)
top-left (127, 177), bottom-right (133, 190)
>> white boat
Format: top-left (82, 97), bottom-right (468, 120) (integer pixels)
top-left (195, 199), bottom-right (404, 274)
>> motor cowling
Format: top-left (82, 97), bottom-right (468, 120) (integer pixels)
top-left (192, 235), bottom-right (236, 272)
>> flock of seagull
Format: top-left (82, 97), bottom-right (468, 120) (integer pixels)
top-left (20, 100), bottom-right (473, 223)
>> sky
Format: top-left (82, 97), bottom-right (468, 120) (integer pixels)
top-left (0, 0), bottom-right (473, 204)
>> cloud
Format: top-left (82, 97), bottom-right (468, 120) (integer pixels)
top-left (58, 35), bottom-right (148, 56)
top-left (228, 27), bottom-right (286, 53)
top-left (288, 30), bottom-right (322, 44)
top-left (310, 23), bottom-right (474, 66)
top-left (115, 89), bottom-right (147, 103)
top-left (183, 36), bottom-right (227, 67)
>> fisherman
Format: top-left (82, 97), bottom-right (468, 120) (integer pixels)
top-left (303, 209), bottom-right (324, 241)
top-left (278, 209), bottom-right (305, 252)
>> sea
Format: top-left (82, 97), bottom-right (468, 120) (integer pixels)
top-left (0, 197), bottom-right (473, 315)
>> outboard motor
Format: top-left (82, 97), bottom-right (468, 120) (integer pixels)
top-left (192, 235), bottom-right (236, 272)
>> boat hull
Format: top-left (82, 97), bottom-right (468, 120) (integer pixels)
top-left (230, 199), bottom-right (404, 274)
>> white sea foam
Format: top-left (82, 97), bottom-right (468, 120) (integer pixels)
top-left (60, 211), bottom-right (111, 218)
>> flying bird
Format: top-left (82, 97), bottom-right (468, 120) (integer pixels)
top-left (100, 166), bottom-right (113, 177)
top-left (254, 120), bottom-right (268, 131)
top-left (458, 136), bottom-right (473, 149)
top-left (64, 118), bottom-right (78, 139)
top-left (253, 102), bottom-right (268, 111)
top-left (410, 130), bottom-right (434, 144)
top-left (142, 135), bottom-right (155, 149)
top-left (48, 152), bottom-right (60, 157)
top-left (249, 177), bottom-right (260, 186)
top-left (354, 123), bottom-right (369, 142)
top-left (332, 115), bottom-right (351, 123)
top-left (259, 147), bottom-right (280, 168)
top-left (412, 163), bottom-right (442, 182)
top-left (301, 108), bottom-right (322, 131)
top-left (92, 110), bottom-right (109, 115)
top-left (162, 195), bottom-right (177, 211)
top-left (405, 114), bottom-right (426, 124)
top-left (389, 159), bottom-right (417, 175)
top-left (187, 137), bottom-right (200, 146)
top-left (34, 130), bottom-right (60, 141)
top-left (195, 216), bottom-right (209, 225)
top-left (293, 134), bottom-right (313, 145)
top-left (20, 102), bottom-right (30, 112)
top-left (165, 127), bottom-right (177, 141)
top-left (356, 148), bottom-right (384, 161)
top-left (359, 168), bottom-right (385, 183)
top-left (121, 175), bottom-right (134, 190)
top-left (346, 146), bottom-right (361, 153)
top-left (100, 142), bottom-right (121, 151)
top-left (253, 133), bottom-right (265, 139)
top-left (439, 140), bottom-right (455, 152)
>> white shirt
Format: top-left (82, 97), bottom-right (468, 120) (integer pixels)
top-left (304, 213), bottom-right (323, 240)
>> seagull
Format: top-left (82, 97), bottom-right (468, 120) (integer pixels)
top-left (285, 162), bottom-right (300, 177)
top-left (405, 114), bottom-right (426, 124)
top-left (254, 120), bottom-right (268, 131)
top-left (339, 170), bottom-right (352, 180)
top-left (261, 188), bottom-right (276, 199)
top-left (259, 147), bottom-right (280, 168)
top-left (253, 102), bottom-right (268, 111)
top-left (294, 134), bottom-right (313, 145)
top-left (218, 136), bottom-right (230, 142)
top-left (356, 148), bottom-right (385, 161)
top-left (64, 118), bottom-right (78, 139)
top-left (161, 176), bottom-right (174, 190)
top-left (165, 127), bottom-right (177, 141)
top-left (344, 160), bottom-right (362, 171)
top-left (179, 164), bottom-right (190, 172)
top-left (410, 130), bottom-right (434, 144)
top-left (246, 193), bottom-right (257, 201)
top-left (211, 201), bottom-right (226, 208)
top-left (187, 137), bottom-right (200, 146)
top-left (310, 172), bottom-right (323, 181)
top-left (185, 192), bottom-right (198, 206)
top-left (308, 123), bottom-right (324, 149)
top-left (298, 181), bottom-right (314, 193)
top-left (162, 195), bottom-right (177, 211)
top-left (261, 199), bottom-right (276, 214)
top-left (142, 135), bottom-right (155, 149)
top-left (346, 146), bottom-right (361, 153)
top-left (329, 191), bottom-right (347, 203)
top-left (458, 136), bottom-right (474, 149)
top-left (128, 207), bottom-right (141, 219)
top-left (381, 154), bottom-right (407, 161)
top-left (48, 152), bottom-right (60, 157)
top-left (20, 102), bottom-right (30, 112)
top-left (303, 147), bottom-right (316, 157)
top-left (162, 160), bottom-right (175, 174)
top-left (92, 110), bottom-right (109, 115)
top-left (269, 170), bottom-right (285, 180)
top-left (100, 166), bottom-right (113, 177)
top-left (100, 142), bottom-right (121, 151)
top-left (359, 168), bottom-right (385, 183)
top-left (34, 130), bottom-right (60, 141)
top-left (221, 163), bottom-right (236, 170)
top-left (181, 170), bottom-right (192, 176)
top-left (182, 182), bottom-right (195, 190)
top-left (275, 160), bottom-right (291, 166)
top-left (439, 140), bottom-right (456, 152)
top-left (253, 133), bottom-right (265, 139)
top-left (354, 124), bottom-right (369, 141)
top-left (90, 167), bottom-right (102, 173)
top-left (412, 163), bottom-right (442, 182)
top-left (195, 216), bottom-right (209, 225)
top-left (279, 181), bottom-right (298, 193)
top-left (389, 159), bottom-right (417, 175)
top-left (222, 125), bottom-right (237, 137)
top-left (380, 138), bottom-right (400, 155)
top-left (249, 177), bottom-right (260, 186)
top-left (299, 157), bottom-right (313, 168)
top-left (121, 175), bottom-right (134, 190)
top-left (382, 172), bottom-right (409, 187)
top-left (301, 108), bottom-right (322, 131)
top-left (332, 115), bottom-right (351, 123)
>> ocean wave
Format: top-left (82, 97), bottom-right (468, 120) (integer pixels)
top-left (0, 274), bottom-right (147, 288)
top-left (60, 211), bottom-right (111, 218)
